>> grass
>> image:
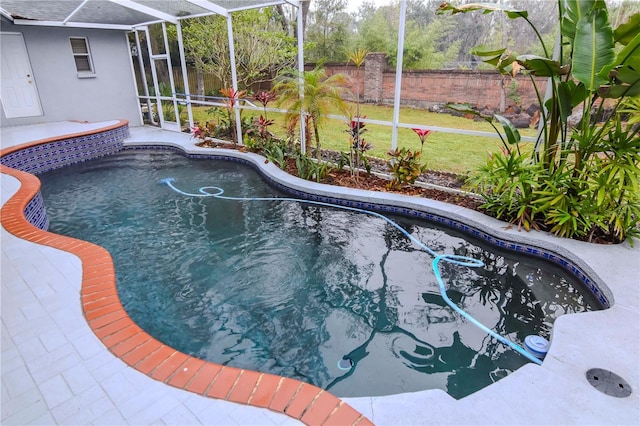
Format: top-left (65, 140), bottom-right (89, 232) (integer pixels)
top-left (189, 103), bottom-right (537, 174)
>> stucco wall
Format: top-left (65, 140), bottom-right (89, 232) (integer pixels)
top-left (0, 21), bottom-right (141, 127)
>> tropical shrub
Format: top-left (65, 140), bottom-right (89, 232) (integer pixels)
top-left (261, 139), bottom-right (291, 170)
top-left (190, 121), bottom-right (216, 142)
top-left (254, 90), bottom-right (277, 120)
top-left (245, 115), bottom-right (275, 146)
top-left (388, 148), bottom-right (428, 189)
top-left (219, 87), bottom-right (247, 142)
top-left (245, 90), bottom-right (279, 149)
top-left (344, 115), bottom-right (373, 179)
top-left (466, 149), bottom-right (540, 231)
top-left (344, 49), bottom-right (372, 180)
top-left (439, 1), bottom-right (640, 243)
top-left (296, 151), bottom-right (333, 182)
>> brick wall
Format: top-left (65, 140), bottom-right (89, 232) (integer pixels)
top-left (309, 53), bottom-right (546, 112)
top-left (379, 69), bottom-right (544, 110)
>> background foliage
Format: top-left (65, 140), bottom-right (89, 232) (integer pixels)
top-left (303, 0), bottom-right (639, 69)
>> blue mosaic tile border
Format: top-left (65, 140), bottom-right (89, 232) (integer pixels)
top-left (1, 124), bottom-right (129, 231)
top-left (1, 125), bottom-right (129, 175)
top-left (123, 145), bottom-right (609, 309)
top-left (24, 191), bottom-right (49, 231)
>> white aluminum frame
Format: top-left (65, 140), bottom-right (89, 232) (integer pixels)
top-left (3, 0), bottom-right (535, 146)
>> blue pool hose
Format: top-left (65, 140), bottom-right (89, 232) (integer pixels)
top-left (160, 177), bottom-right (543, 366)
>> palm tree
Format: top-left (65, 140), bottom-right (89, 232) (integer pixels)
top-left (274, 66), bottom-right (349, 160)
top-left (347, 48), bottom-right (368, 120)
top-left (347, 48), bottom-right (370, 179)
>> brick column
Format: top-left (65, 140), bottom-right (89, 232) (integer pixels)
top-left (364, 53), bottom-right (386, 103)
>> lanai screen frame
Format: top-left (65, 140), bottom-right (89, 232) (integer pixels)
top-left (0, 0), bottom-right (533, 151)
top-left (126, 1), bottom-right (308, 149)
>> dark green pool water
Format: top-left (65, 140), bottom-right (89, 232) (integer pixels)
top-left (39, 148), bottom-right (599, 398)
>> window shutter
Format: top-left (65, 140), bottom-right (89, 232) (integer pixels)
top-left (70, 37), bottom-right (94, 75)
top-left (74, 56), bottom-right (91, 72)
top-left (70, 38), bottom-right (88, 54)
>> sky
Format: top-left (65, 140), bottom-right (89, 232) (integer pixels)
top-left (345, 0), bottom-right (399, 14)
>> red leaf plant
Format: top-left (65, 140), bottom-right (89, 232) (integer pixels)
top-left (412, 128), bottom-right (433, 154)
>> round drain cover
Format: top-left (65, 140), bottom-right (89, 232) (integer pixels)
top-left (337, 357), bottom-right (354, 370)
top-left (586, 368), bottom-right (632, 398)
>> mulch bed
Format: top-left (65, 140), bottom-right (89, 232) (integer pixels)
top-left (194, 140), bottom-right (621, 243)
top-left (319, 167), bottom-right (482, 210)
top-left (196, 139), bottom-right (482, 210)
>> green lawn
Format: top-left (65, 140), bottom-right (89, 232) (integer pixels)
top-left (190, 103), bottom-right (536, 174)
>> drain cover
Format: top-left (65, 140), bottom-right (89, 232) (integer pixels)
top-left (337, 357), bottom-right (354, 370)
top-left (586, 368), bottom-right (632, 398)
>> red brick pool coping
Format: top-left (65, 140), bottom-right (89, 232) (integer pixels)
top-left (0, 121), bottom-right (373, 426)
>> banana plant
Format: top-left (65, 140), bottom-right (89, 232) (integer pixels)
top-left (438, 1), bottom-right (638, 170)
top-left (438, 1), bottom-right (640, 242)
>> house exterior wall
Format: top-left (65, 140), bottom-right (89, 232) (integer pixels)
top-left (0, 20), bottom-right (141, 127)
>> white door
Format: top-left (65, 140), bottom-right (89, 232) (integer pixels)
top-left (1, 33), bottom-right (43, 118)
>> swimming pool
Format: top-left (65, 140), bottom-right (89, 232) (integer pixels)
top-left (39, 148), bottom-right (601, 399)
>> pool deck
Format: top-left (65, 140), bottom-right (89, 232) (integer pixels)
top-left (2, 121), bottom-right (639, 425)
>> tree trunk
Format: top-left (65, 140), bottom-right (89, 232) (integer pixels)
top-left (275, 4), bottom-right (292, 36)
top-left (196, 68), bottom-right (205, 101)
top-left (500, 78), bottom-right (506, 113)
top-left (301, 0), bottom-right (310, 35)
top-left (312, 116), bottom-right (321, 160)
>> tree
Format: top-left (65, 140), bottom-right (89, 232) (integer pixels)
top-left (305, 0), bottom-right (352, 62)
top-left (274, 66), bottom-right (350, 160)
top-left (346, 48), bottom-right (371, 179)
top-left (180, 9), bottom-right (296, 91)
top-left (356, 5), bottom-right (395, 54)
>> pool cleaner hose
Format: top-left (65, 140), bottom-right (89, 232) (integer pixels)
top-left (160, 177), bottom-right (543, 365)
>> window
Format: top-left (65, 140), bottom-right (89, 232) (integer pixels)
top-left (69, 37), bottom-right (94, 76)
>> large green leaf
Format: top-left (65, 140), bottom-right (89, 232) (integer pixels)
top-left (613, 12), bottom-right (640, 45)
top-left (471, 45), bottom-right (507, 67)
top-left (615, 65), bottom-right (640, 85)
top-left (599, 29), bottom-right (640, 80)
top-left (497, 55), bottom-right (519, 76)
top-left (612, 33), bottom-right (640, 68)
top-left (572, 7), bottom-right (615, 92)
top-left (561, 0), bottom-right (599, 42)
top-left (494, 115), bottom-right (521, 145)
top-left (516, 55), bottom-right (564, 77)
top-left (570, 81), bottom-right (589, 105)
top-left (556, 81), bottom-right (575, 125)
top-left (471, 46), bottom-right (507, 57)
top-left (436, 2), bottom-right (527, 19)
top-left (598, 65), bottom-right (640, 98)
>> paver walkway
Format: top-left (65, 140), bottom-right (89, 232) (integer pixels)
top-left (1, 173), bottom-right (307, 425)
top-left (1, 122), bottom-right (303, 425)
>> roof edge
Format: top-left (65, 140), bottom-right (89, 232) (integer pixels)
top-left (12, 18), bottom-right (133, 31)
